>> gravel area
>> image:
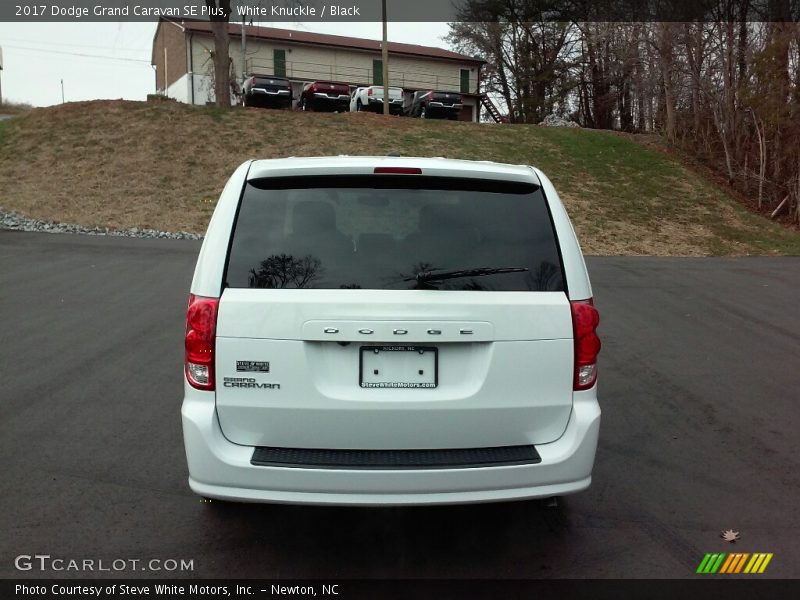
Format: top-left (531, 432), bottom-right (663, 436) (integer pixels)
top-left (539, 113), bottom-right (581, 127)
top-left (0, 208), bottom-right (204, 240)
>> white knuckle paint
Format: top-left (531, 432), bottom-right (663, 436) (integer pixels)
top-left (183, 156), bottom-right (601, 505)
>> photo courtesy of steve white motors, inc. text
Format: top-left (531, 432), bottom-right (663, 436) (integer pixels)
top-left (13, 3), bottom-right (362, 19)
top-left (15, 584), bottom-right (339, 597)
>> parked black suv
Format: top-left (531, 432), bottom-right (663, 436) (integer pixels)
top-left (241, 75), bottom-right (293, 109)
top-left (405, 90), bottom-right (463, 120)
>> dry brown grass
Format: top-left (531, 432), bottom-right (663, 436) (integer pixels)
top-left (0, 101), bottom-right (34, 115)
top-left (0, 99), bottom-right (797, 255)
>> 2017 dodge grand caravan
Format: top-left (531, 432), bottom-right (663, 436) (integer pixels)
top-left (182, 157), bottom-right (601, 505)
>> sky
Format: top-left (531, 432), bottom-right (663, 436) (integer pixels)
top-left (0, 22), bottom-right (451, 106)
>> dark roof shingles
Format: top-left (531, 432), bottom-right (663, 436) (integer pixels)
top-left (178, 20), bottom-right (484, 64)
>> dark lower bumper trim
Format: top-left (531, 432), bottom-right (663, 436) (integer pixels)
top-left (251, 445), bottom-right (541, 470)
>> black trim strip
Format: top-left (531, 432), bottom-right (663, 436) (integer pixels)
top-left (532, 169), bottom-right (570, 298)
top-left (251, 445), bottom-right (541, 470)
top-left (220, 160), bottom-right (255, 293)
top-left (247, 175), bottom-right (540, 193)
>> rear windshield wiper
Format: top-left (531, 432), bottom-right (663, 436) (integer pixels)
top-left (405, 267), bottom-right (529, 284)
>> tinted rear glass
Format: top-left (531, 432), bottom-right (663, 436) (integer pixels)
top-left (225, 176), bottom-right (564, 291)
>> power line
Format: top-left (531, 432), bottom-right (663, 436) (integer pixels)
top-left (0, 37), bottom-right (149, 52)
top-left (2, 44), bottom-right (150, 63)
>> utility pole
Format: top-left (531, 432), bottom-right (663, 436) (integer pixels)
top-left (163, 47), bottom-right (168, 97)
top-left (241, 17), bottom-right (247, 80)
top-left (60, 79), bottom-right (65, 104)
top-left (381, 0), bottom-right (389, 115)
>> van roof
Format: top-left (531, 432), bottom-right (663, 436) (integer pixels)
top-left (246, 156), bottom-right (541, 184)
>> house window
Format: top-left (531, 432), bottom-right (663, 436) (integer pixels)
top-left (460, 69), bottom-right (470, 93)
top-left (274, 49), bottom-right (286, 77)
top-left (373, 60), bottom-right (383, 86)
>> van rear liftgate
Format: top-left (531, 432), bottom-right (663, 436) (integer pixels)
top-left (213, 174), bottom-right (575, 450)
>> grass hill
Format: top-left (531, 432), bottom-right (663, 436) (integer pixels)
top-left (0, 99), bottom-right (797, 255)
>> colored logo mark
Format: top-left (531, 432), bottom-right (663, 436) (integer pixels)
top-left (697, 553), bottom-right (773, 574)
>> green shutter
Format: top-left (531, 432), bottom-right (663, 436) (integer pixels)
top-left (373, 60), bottom-right (383, 86)
top-left (274, 50), bottom-right (286, 77)
top-left (460, 69), bottom-right (470, 93)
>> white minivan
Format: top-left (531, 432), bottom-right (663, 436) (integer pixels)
top-left (182, 157), bottom-right (601, 505)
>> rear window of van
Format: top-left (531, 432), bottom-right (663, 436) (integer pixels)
top-left (224, 176), bottom-right (565, 291)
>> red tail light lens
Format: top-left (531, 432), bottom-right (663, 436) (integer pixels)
top-left (185, 294), bottom-right (219, 391)
top-left (570, 299), bottom-right (601, 390)
top-left (368, 87), bottom-right (373, 96)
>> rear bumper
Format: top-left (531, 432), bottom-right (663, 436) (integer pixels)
top-left (181, 388), bottom-right (600, 506)
top-left (428, 102), bottom-right (463, 115)
top-left (245, 92), bottom-right (292, 107)
top-left (367, 98), bottom-right (404, 113)
top-left (306, 94), bottom-right (349, 111)
top-left (312, 93), bottom-right (350, 102)
top-left (251, 88), bottom-right (291, 96)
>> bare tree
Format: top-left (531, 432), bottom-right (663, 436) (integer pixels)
top-left (206, 0), bottom-right (233, 108)
top-left (444, 1), bottom-right (800, 222)
top-left (447, 1), bottom-right (577, 123)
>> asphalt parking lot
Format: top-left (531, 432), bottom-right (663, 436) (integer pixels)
top-left (1, 230), bottom-right (798, 579)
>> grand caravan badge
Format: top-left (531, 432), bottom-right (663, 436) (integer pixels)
top-left (236, 360), bottom-right (270, 373)
top-left (223, 377), bottom-right (280, 390)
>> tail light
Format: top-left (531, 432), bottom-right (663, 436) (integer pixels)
top-left (368, 88), bottom-right (373, 96)
top-left (570, 299), bottom-right (601, 390)
top-left (251, 77), bottom-right (256, 86)
top-left (185, 294), bottom-right (219, 391)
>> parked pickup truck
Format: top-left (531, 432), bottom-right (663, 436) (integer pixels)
top-left (350, 86), bottom-right (404, 114)
top-left (241, 75), bottom-right (293, 109)
top-left (405, 90), bottom-right (464, 120)
top-left (300, 81), bottom-right (351, 112)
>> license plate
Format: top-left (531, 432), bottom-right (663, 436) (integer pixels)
top-left (359, 346), bottom-right (438, 389)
